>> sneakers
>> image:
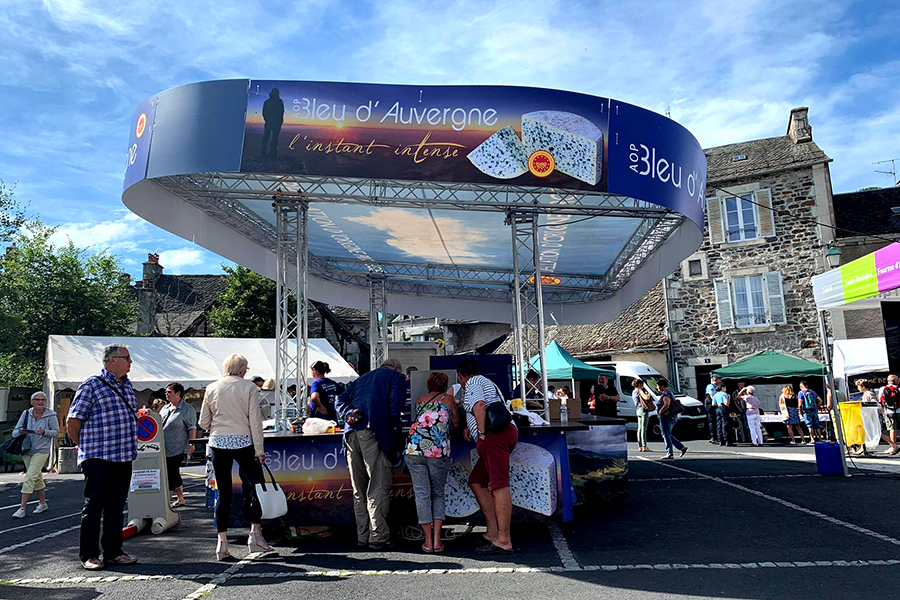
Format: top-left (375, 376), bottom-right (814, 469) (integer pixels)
top-left (12, 508), bottom-right (25, 519)
top-left (680, 447), bottom-right (689, 457)
top-left (104, 553), bottom-right (138, 566)
top-left (33, 503), bottom-right (48, 514)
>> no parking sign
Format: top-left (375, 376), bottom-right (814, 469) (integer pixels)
top-left (136, 416), bottom-right (158, 442)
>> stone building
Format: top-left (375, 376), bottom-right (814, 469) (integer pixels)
top-left (829, 186), bottom-right (900, 340)
top-left (666, 107), bottom-right (836, 399)
top-left (493, 281), bottom-right (670, 375)
top-left (391, 315), bottom-right (509, 355)
top-left (134, 254), bottom-right (228, 336)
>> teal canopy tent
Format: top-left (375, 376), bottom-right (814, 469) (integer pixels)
top-left (529, 341), bottom-right (615, 380)
top-left (712, 350), bottom-right (825, 379)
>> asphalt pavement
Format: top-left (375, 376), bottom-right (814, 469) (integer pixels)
top-left (3, 440), bottom-right (900, 600)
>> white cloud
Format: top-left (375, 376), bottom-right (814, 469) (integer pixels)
top-left (48, 212), bottom-right (147, 252)
top-left (346, 208), bottom-right (494, 265)
top-left (157, 248), bottom-right (206, 272)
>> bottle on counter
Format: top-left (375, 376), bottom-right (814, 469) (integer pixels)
top-left (560, 398), bottom-right (569, 424)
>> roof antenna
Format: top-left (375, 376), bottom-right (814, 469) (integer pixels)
top-left (874, 158), bottom-right (898, 185)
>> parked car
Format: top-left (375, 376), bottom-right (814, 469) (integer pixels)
top-left (586, 361), bottom-right (707, 439)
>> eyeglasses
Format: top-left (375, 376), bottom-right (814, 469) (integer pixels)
top-left (112, 355), bottom-right (132, 362)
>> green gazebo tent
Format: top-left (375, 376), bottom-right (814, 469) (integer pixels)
top-left (712, 350), bottom-right (826, 379)
top-left (529, 341), bottom-right (616, 380)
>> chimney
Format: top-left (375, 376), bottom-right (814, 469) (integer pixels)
top-left (787, 107), bottom-right (813, 144)
top-left (142, 253), bottom-right (163, 288)
top-left (136, 254), bottom-right (163, 336)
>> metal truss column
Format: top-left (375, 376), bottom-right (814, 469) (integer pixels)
top-left (274, 199), bottom-right (309, 430)
top-left (508, 211), bottom-right (550, 421)
top-left (368, 274), bottom-right (389, 370)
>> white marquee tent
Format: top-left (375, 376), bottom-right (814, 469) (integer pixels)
top-left (832, 337), bottom-right (888, 387)
top-left (45, 335), bottom-right (358, 399)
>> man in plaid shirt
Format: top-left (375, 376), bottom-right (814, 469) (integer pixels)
top-left (66, 344), bottom-right (140, 571)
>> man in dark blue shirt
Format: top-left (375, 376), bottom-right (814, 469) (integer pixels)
top-left (336, 358), bottom-right (406, 549)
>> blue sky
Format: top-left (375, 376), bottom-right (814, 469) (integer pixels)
top-left (1, 0), bottom-right (898, 278)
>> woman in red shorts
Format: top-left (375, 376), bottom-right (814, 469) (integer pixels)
top-left (456, 359), bottom-right (517, 555)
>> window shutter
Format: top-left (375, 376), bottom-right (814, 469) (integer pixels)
top-left (706, 196), bottom-right (725, 244)
top-left (756, 189), bottom-right (776, 237)
top-left (713, 279), bottom-right (734, 329)
top-left (765, 271), bottom-right (787, 325)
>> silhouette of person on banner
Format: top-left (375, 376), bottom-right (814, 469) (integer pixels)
top-left (261, 88), bottom-right (284, 158)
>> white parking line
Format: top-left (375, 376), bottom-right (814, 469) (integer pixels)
top-left (0, 524), bottom-right (80, 555)
top-left (640, 457), bottom-right (900, 548)
top-left (0, 501), bottom-right (38, 511)
top-left (0, 512), bottom-right (81, 535)
top-left (182, 553), bottom-right (260, 600)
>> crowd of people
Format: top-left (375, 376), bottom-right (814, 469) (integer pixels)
top-left (27, 342), bottom-right (900, 571)
top-left (14, 345), bottom-right (521, 570)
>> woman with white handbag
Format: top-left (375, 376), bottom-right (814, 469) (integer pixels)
top-left (199, 354), bottom-right (274, 561)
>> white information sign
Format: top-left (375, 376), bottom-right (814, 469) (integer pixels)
top-left (130, 468), bottom-right (161, 492)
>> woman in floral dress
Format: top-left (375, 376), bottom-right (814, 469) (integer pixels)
top-left (406, 371), bottom-right (460, 552)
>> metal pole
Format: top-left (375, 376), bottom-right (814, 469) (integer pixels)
top-left (274, 199), bottom-right (308, 431)
top-left (818, 309), bottom-right (850, 477)
top-left (510, 226), bottom-right (527, 403)
top-left (274, 204), bottom-right (284, 429)
top-left (530, 217), bottom-right (550, 422)
top-left (298, 202), bottom-right (309, 414)
top-left (368, 274), bottom-right (388, 369)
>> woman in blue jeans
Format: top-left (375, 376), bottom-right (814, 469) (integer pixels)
top-left (655, 378), bottom-right (688, 459)
top-left (405, 372), bottom-right (460, 552)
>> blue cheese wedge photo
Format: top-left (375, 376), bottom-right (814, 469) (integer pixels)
top-left (522, 111), bottom-right (603, 185)
top-left (467, 126), bottom-right (529, 179)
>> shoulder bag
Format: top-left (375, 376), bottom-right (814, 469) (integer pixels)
top-left (255, 463), bottom-right (288, 519)
top-left (485, 382), bottom-right (512, 433)
top-left (3, 411), bottom-right (30, 456)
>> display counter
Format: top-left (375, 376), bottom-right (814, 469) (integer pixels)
top-left (217, 416), bottom-right (627, 528)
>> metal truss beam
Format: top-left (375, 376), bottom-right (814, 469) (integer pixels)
top-left (274, 200), bottom-right (308, 429)
top-left (153, 174), bottom-right (684, 304)
top-left (368, 274), bottom-right (389, 369)
top-left (161, 173), bottom-right (669, 218)
top-left (509, 212), bottom-right (550, 421)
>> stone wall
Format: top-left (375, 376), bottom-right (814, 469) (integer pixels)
top-left (667, 167), bottom-right (827, 393)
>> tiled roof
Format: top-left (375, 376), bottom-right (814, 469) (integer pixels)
top-left (153, 275), bottom-right (228, 312)
top-left (451, 323), bottom-right (510, 354)
top-left (494, 282), bottom-right (668, 357)
top-left (833, 187), bottom-right (900, 239)
top-left (329, 306), bottom-right (370, 322)
top-left (704, 136), bottom-right (830, 183)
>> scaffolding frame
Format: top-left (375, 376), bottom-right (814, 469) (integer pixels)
top-left (368, 274), bottom-right (389, 369)
top-left (273, 199), bottom-right (309, 429)
top-left (508, 212), bottom-right (550, 421)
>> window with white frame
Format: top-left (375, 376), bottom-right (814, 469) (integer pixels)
top-left (714, 271), bottom-right (787, 329)
top-left (724, 194), bottom-right (757, 242)
top-left (732, 275), bottom-right (767, 327)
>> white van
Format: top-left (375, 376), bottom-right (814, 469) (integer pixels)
top-left (587, 361), bottom-right (708, 439)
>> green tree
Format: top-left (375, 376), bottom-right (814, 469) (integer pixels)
top-left (0, 223), bottom-right (137, 386)
top-left (209, 265), bottom-right (279, 337)
top-left (0, 181), bottom-right (27, 243)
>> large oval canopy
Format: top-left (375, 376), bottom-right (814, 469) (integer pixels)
top-left (122, 80), bottom-right (706, 324)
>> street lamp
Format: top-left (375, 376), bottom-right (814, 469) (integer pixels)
top-left (825, 245), bottom-right (841, 269)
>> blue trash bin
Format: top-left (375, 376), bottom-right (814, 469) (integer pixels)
top-left (815, 441), bottom-right (843, 476)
